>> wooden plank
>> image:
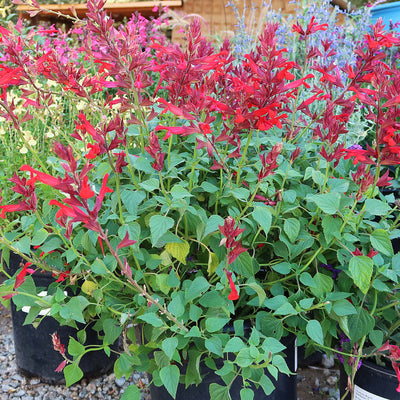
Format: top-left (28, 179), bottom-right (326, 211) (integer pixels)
top-left (17, 1), bottom-right (183, 20)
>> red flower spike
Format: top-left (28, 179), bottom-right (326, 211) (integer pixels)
top-left (51, 332), bottom-right (65, 355)
top-left (223, 268), bottom-right (239, 301)
top-left (219, 217), bottom-right (247, 265)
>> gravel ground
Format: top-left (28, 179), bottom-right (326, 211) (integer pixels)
top-left (0, 304), bottom-right (341, 400)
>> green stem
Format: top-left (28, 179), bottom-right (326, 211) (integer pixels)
top-left (236, 130), bottom-right (254, 185)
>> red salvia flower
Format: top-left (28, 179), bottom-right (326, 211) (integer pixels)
top-left (223, 268), bottom-right (239, 301)
top-left (85, 143), bottom-right (101, 160)
top-left (51, 332), bottom-right (65, 355)
top-left (378, 341), bottom-right (400, 392)
top-left (79, 176), bottom-right (95, 199)
top-left (14, 262), bottom-right (35, 289)
top-left (145, 131), bottom-right (166, 171)
top-left (219, 216), bottom-right (247, 265)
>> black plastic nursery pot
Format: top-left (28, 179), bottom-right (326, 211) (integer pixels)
top-left (340, 360), bottom-right (400, 400)
top-left (7, 252), bottom-right (117, 384)
top-left (150, 334), bottom-right (297, 400)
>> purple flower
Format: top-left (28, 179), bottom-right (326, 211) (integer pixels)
top-left (321, 263), bottom-right (341, 279)
top-left (348, 144), bottom-right (363, 150)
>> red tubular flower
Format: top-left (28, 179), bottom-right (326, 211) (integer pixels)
top-left (14, 262), bottom-right (35, 289)
top-left (53, 270), bottom-right (70, 283)
top-left (55, 360), bottom-right (67, 373)
top-left (223, 268), bottom-right (239, 301)
top-left (0, 202), bottom-right (33, 219)
top-left (85, 143), bottom-right (101, 159)
top-left (378, 341), bottom-right (400, 392)
top-left (20, 165), bottom-right (61, 187)
top-left (79, 176), bottom-right (95, 199)
top-left (93, 173), bottom-right (113, 215)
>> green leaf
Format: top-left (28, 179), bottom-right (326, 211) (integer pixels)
top-left (162, 337), bottom-right (178, 360)
top-left (231, 252), bottom-right (255, 278)
top-left (91, 259), bottom-right (109, 275)
top-left (258, 374), bottom-right (275, 396)
top-left (139, 178), bottom-right (159, 192)
top-left (310, 273), bottom-right (333, 298)
top-left (185, 326), bottom-right (201, 338)
top-left (332, 299), bottom-right (357, 316)
top-left (185, 349), bottom-right (202, 387)
top-left (349, 256), bottom-right (373, 294)
top-left (137, 313), bottom-right (163, 327)
top-left (309, 193), bottom-right (341, 214)
top-left (299, 298), bottom-right (314, 309)
top-left (185, 276), bottom-right (210, 303)
top-left (201, 181), bottom-right (219, 193)
top-left (149, 215), bottom-right (175, 246)
top-left (224, 337), bottom-right (246, 353)
top-left (207, 252), bottom-right (219, 275)
top-left (60, 296), bottom-right (90, 324)
top-left (245, 281), bottom-right (266, 306)
top-left (13, 236), bottom-right (31, 254)
top-left (283, 218), bottom-right (300, 242)
top-left (236, 348), bottom-right (253, 368)
top-left (205, 337), bottom-right (223, 356)
top-left (167, 293), bottom-right (185, 317)
top-left (348, 308), bottom-right (375, 342)
top-left (206, 317), bottom-right (230, 333)
top-left (273, 302), bottom-right (297, 316)
top-left (209, 383), bottom-right (232, 400)
top-left (306, 320), bottom-right (324, 346)
top-left (120, 385), bottom-right (141, 400)
top-left (165, 241), bottom-right (190, 264)
top-left (263, 337), bottom-right (286, 354)
top-left (365, 198), bottom-right (391, 216)
top-left (300, 272), bottom-right (316, 288)
top-left (171, 184), bottom-right (192, 199)
top-left (103, 318), bottom-right (123, 345)
top-left (40, 237), bottom-right (62, 253)
top-left (322, 215), bottom-right (342, 243)
top-left (160, 365), bottom-right (180, 398)
top-left (121, 190), bottom-right (146, 216)
top-left (68, 337), bottom-right (85, 357)
top-left (271, 262), bottom-right (291, 274)
top-left (31, 229), bottom-right (49, 246)
top-left (231, 187), bottom-right (250, 201)
top-left (369, 330), bottom-right (384, 349)
top-left (256, 313), bottom-right (283, 338)
top-left (64, 364), bottom-right (84, 387)
top-left (370, 229), bottom-right (393, 257)
top-left (252, 206), bottom-right (272, 237)
top-left (203, 215), bottom-right (225, 238)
